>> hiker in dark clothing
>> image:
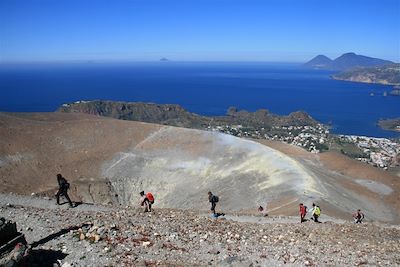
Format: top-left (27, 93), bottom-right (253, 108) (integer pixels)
top-left (353, 209), bottom-right (365, 223)
top-left (208, 192), bottom-right (225, 218)
top-left (258, 204), bottom-right (268, 216)
top-left (208, 191), bottom-right (217, 215)
top-left (55, 174), bottom-right (74, 207)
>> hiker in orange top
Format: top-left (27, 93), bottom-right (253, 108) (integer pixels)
top-left (299, 203), bottom-right (307, 223)
top-left (139, 191), bottom-right (155, 212)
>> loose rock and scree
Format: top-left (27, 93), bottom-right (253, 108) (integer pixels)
top-left (1, 194), bottom-right (399, 266)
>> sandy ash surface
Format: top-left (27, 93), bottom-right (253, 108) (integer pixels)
top-left (1, 194), bottom-right (399, 267)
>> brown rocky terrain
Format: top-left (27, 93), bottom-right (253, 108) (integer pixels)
top-left (0, 112), bottom-right (161, 203)
top-left (1, 194), bottom-right (399, 267)
top-left (257, 140), bottom-right (400, 220)
top-left (1, 112), bottom-right (400, 266)
top-left (1, 112), bottom-right (399, 224)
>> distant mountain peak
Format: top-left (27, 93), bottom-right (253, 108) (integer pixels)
top-left (342, 52), bottom-right (356, 56)
top-left (316, 54), bottom-right (331, 58)
top-left (304, 52), bottom-right (393, 71)
top-left (303, 55), bottom-right (333, 69)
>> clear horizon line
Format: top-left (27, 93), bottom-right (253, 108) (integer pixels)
top-left (0, 59), bottom-right (307, 65)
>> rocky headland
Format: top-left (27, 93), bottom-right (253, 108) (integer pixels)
top-left (332, 64), bottom-right (400, 86)
top-left (58, 100), bottom-right (318, 129)
top-left (379, 118), bottom-right (400, 132)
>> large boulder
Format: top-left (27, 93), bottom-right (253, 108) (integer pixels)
top-left (0, 217), bottom-right (27, 267)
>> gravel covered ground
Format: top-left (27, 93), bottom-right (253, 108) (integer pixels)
top-left (1, 194), bottom-right (399, 267)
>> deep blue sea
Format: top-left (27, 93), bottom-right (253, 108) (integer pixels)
top-left (0, 62), bottom-right (399, 138)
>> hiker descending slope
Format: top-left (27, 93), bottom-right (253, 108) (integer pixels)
top-left (310, 203), bottom-right (321, 223)
top-left (55, 173), bottom-right (74, 208)
top-left (299, 203), bottom-right (307, 223)
top-left (139, 191), bottom-right (155, 212)
top-left (208, 191), bottom-right (225, 218)
top-left (258, 203), bottom-right (268, 216)
top-left (353, 209), bottom-right (365, 223)
top-left (208, 191), bottom-right (218, 216)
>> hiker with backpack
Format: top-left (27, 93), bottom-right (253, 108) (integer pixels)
top-left (258, 203), bottom-right (268, 216)
top-left (353, 209), bottom-right (365, 223)
top-left (208, 191), bottom-right (226, 218)
top-left (139, 191), bottom-right (154, 212)
top-left (299, 203), bottom-right (307, 223)
top-left (55, 173), bottom-right (74, 208)
top-left (310, 203), bottom-right (321, 223)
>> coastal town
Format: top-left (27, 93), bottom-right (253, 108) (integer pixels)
top-left (207, 124), bottom-right (400, 169)
top-left (207, 124), bottom-right (329, 153)
top-left (336, 135), bottom-right (400, 169)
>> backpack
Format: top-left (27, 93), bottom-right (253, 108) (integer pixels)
top-left (213, 195), bottom-right (219, 203)
top-left (315, 206), bottom-right (321, 216)
top-left (146, 192), bottom-right (155, 203)
top-left (61, 178), bottom-right (70, 190)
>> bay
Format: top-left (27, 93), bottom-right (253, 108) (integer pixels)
top-left (0, 62), bottom-right (398, 138)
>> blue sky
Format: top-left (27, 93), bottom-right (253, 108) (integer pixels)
top-left (1, 0), bottom-right (399, 62)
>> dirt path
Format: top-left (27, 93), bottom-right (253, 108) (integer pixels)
top-left (0, 193), bottom-right (111, 212)
top-left (1, 194), bottom-right (399, 266)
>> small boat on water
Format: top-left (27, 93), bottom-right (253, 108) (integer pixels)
top-left (369, 92), bottom-right (374, 96)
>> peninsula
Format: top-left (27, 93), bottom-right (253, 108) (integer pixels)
top-left (332, 64), bottom-right (400, 86)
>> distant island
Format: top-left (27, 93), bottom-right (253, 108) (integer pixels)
top-left (332, 64), bottom-right (400, 86)
top-left (160, 57), bottom-right (169, 61)
top-left (304, 52), bottom-right (393, 71)
top-left (58, 100), bottom-right (319, 129)
top-left (378, 118), bottom-right (400, 132)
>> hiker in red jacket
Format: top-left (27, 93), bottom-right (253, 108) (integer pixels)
top-left (139, 191), bottom-right (155, 212)
top-left (299, 203), bottom-right (307, 223)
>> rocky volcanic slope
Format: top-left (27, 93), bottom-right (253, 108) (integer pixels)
top-left (1, 194), bottom-right (399, 267)
top-left (1, 112), bottom-right (400, 224)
